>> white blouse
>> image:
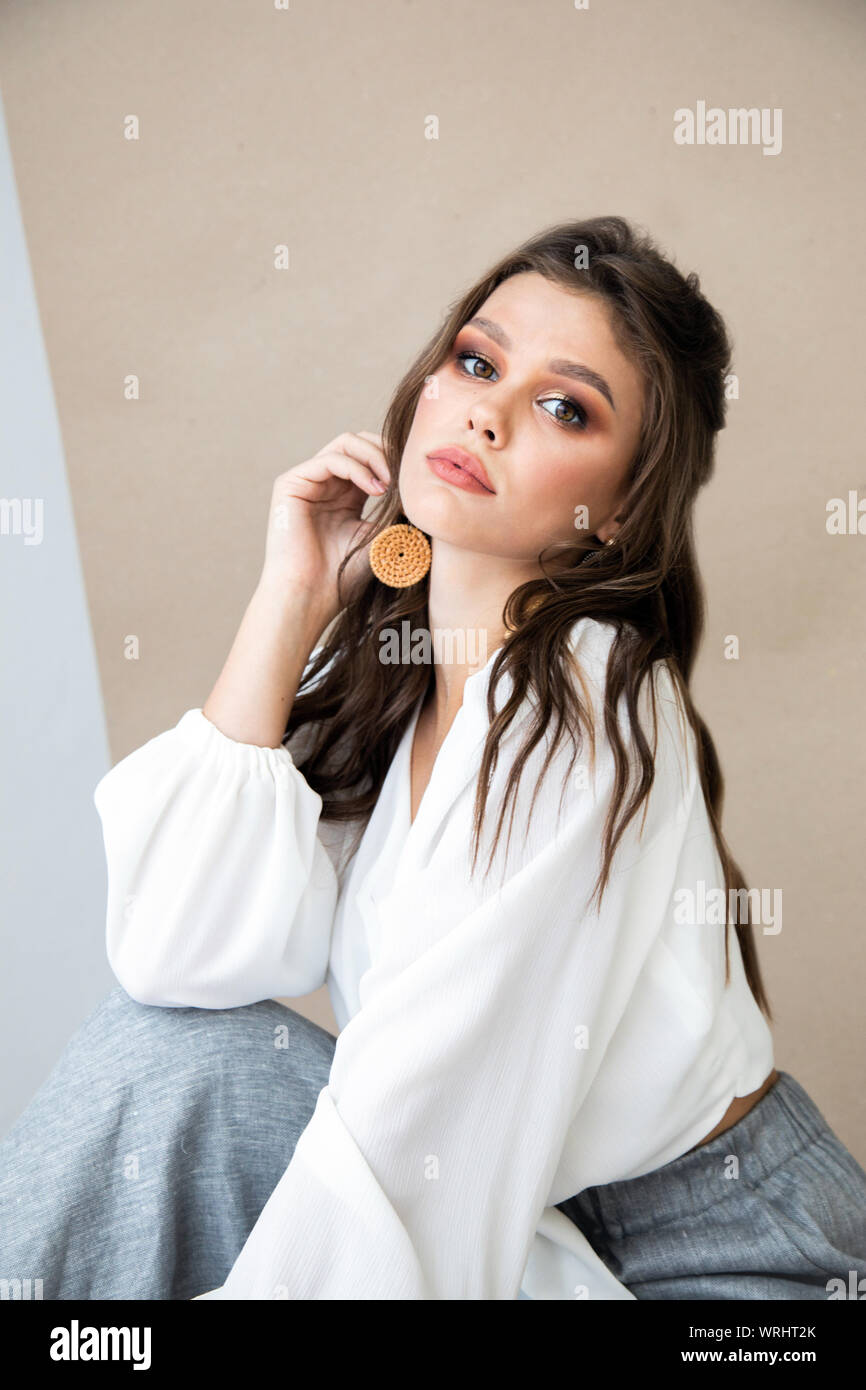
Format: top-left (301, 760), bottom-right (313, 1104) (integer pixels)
top-left (92, 615), bottom-right (774, 1300)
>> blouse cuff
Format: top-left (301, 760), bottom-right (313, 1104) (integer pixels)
top-left (176, 708), bottom-right (297, 781)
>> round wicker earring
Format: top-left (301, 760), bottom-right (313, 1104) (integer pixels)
top-left (368, 523), bottom-right (432, 588)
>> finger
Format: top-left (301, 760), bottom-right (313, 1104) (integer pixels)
top-left (327, 431), bottom-right (391, 487)
top-left (301, 451), bottom-right (387, 495)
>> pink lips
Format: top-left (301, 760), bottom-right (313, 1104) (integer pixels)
top-left (425, 446), bottom-right (496, 494)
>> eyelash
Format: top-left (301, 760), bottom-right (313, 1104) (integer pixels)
top-left (453, 348), bottom-right (589, 431)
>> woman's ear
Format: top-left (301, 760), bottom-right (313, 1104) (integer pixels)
top-left (596, 511), bottom-right (626, 545)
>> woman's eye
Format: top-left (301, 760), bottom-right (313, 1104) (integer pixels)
top-left (453, 349), bottom-right (588, 430)
top-left (540, 396), bottom-right (588, 430)
top-left (455, 349), bottom-right (496, 380)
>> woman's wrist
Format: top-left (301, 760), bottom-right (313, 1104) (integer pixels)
top-left (201, 578), bottom-right (333, 748)
top-left (254, 567), bottom-right (335, 637)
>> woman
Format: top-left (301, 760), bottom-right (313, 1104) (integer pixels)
top-left (2, 216), bottom-right (864, 1301)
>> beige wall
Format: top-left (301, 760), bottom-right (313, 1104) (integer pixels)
top-left (2, 0), bottom-right (864, 1158)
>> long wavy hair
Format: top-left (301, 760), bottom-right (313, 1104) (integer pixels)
top-left (284, 215), bottom-right (773, 1021)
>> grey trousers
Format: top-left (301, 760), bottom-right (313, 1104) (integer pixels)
top-left (1, 983), bottom-right (865, 1300)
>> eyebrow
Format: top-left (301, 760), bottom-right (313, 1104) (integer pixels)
top-left (465, 315), bottom-right (617, 412)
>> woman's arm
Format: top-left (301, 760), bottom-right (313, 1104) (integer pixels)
top-left (93, 432), bottom-right (391, 1008)
top-left (203, 428), bottom-right (391, 747)
top-left (93, 703), bottom-right (343, 1008)
top-left (201, 575), bottom-right (333, 749)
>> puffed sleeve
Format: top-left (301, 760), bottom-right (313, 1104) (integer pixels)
top-left (193, 658), bottom-right (699, 1299)
top-left (93, 702), bottom-right (344, 1010)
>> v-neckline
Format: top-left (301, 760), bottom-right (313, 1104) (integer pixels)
top-left (404, 693), bottom-right (433, 832)
top-left (378, 619), bottom-right (590, 882)
top-left (399, 641), bottom-right (506, 836)
top-left (407, 691), bottom-right (455, 830)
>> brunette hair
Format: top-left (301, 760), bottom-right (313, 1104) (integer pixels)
top-left (284, 215), bottom-right (772, 1021)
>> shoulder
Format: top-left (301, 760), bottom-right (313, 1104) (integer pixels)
top-left (565, 615), bottom-right (684, 708)
top-left (564, 616), bottom-right (695, 784)
top-left (564, 616), bottom-right (622, 687)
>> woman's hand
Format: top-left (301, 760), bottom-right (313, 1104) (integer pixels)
top-left (259, 430), bottom-right (392, 626)
top-left (202, 431), bottom-right (392, 748)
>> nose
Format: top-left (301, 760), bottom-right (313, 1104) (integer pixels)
top-left (467, 408), bottom-right (498, 442)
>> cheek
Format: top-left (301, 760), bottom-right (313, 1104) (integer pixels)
top-left (547, 433), bottom-right (621, 495)
top-left (518, 449), bottom-right (598, 505)
top-left (516, 447), bottom-right (613, 540)
top-left (409, 386), bottom-right (443, 428)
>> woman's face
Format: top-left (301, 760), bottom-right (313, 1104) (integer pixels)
top-left (399, 271), bottom-right (645, 568)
